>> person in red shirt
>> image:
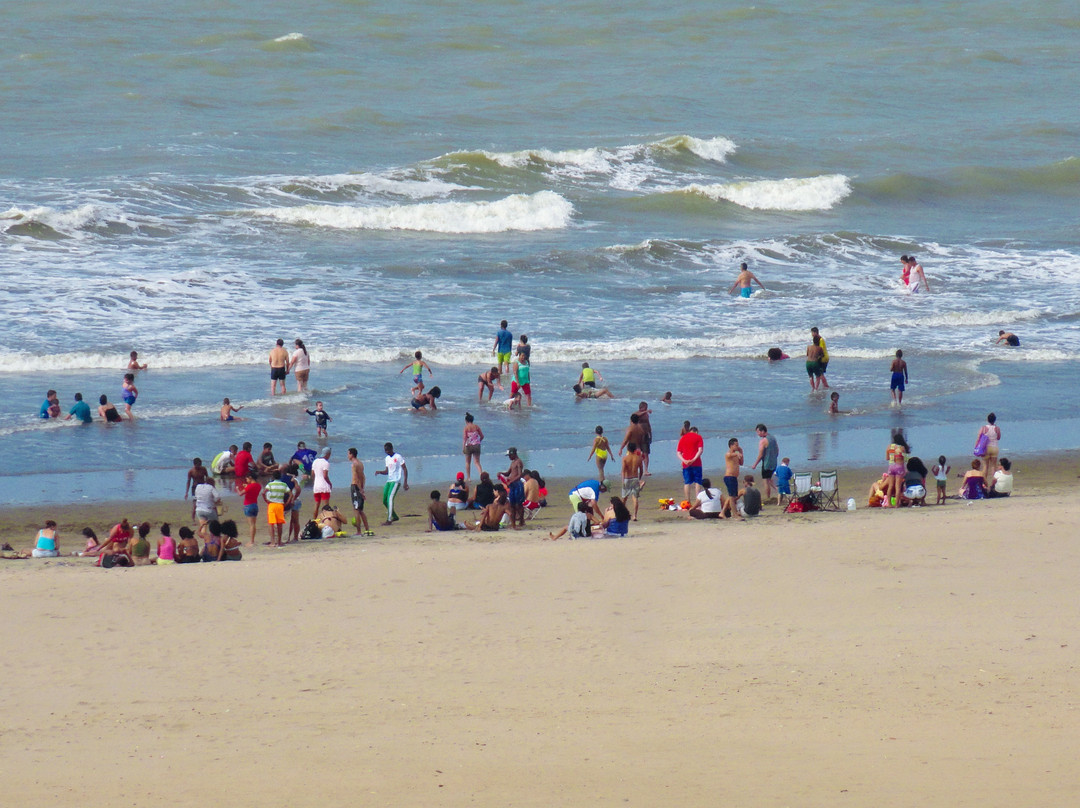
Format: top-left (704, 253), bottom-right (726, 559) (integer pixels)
top-left (234, 441), bottom-right (256, 489)
top-left (240, 473), bottom-right (262, 546)
top-left (676, 426), bottom-right (705, 503)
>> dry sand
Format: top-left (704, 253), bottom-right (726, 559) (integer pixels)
top-left (2, 457), bottom-right (1078, 806)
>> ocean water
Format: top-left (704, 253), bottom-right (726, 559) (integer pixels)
top-left (2, 0), bottom-right (1078, 505)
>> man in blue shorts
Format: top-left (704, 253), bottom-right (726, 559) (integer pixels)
top-left (676, 426), bottom-right (704, 503)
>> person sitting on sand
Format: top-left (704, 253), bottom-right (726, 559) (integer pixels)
top-left (573, 383), bottom-right (614, 400)
top-left (447, 473), bottom-right (469, 514)
top-left (523, 470), bottom-right (542, 516)
top-left (547, 501), bottom-right (597, 540)
top-left (995, 330), bottom-right (1020, 347)
top-left (868, 474), bottom-right (890, 508)
top-left (97, 520), bottom-right (134, 566)
top-left (467, 488), bottom-right (508, 532)
top-left (219, 520), bottom-right (243, 560)
top-left (411, 387), bottom-right (441, 411)
top-left (201, 519), bottom-right (225, 562)
top-left (129, 522), bottom-right (153, 565)
top-left (156, 524), bottom-right (176, 565)
top-left (318, 505), bottom-right (350, 538)
top-left (469, 471), bottom-right (495, 510)
top-left (79, 527), bottom-right (101, 556)
top-left (960, 459), bottom-right (987, 500)
top-left (31, 521), bottom-right (61, 558)
top-left (687, 478), bottom-right (726, 519)
top-left (737, 475), bottom-right (762, 517)
top-left (427, 491), bottom-right (457, 532)
top-left (175, 527), bottom-right (200, 563)
top-left (600, 496), bottom-right (632, 536)
top-left (988, 457), bottom-right (1013, 498)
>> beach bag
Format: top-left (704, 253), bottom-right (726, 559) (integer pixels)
top-left (299, 520), bottom-right (321, 541)
top-left (785, 499), bottom-right (805, 513)
top-left (973, 432), bottom-right (989, 457)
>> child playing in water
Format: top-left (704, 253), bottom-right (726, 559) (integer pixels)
top-left (826, 391), bottom-right (850, 414)
top-left (578, 362), bottom-right (604, 389)
top-left (121, 373), bottom-right (138, 418)
top-left (504, 389), bottom-right (522, 410)
top-left (220, 398), bottom-right (243, 421)
top-left (305, 401), bottom-right (332, 437)
top-left (932, 455), bottom-right (950, 504)
top-left (400, 350), bottom-right (433, 394)
top-left (587, 425), bottom-right (611, 483)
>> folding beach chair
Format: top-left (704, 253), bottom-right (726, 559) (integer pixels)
top-left (817, 470), bottom-right (840, 511)
top-left (792, 471), bottom-right (813, 499)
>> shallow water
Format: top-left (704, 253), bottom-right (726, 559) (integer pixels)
top-left (2, 0), bottom-right (1078, 504)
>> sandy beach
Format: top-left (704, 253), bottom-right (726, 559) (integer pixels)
top-left (2, 457), bottom-right (1078, 807)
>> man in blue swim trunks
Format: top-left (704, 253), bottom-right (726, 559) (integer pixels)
top-left (492, 320), bottom-right (513, 374)
top-left (729, 262), bottom-right (766, 298)
top-left (500, 447), bottom-right (526, 529)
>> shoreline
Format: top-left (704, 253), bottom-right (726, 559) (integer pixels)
top-left (3, 451), bottom-right (1072, 552)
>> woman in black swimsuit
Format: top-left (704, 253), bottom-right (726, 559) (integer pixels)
top-left (98, 395), bottom-right (123, 422)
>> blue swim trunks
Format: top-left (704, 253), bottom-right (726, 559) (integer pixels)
top-left (682, 466), bottom-right (703, 486)
top-left (508, 479), bottom-right (525, 505)
top-left (740, 287), bottom-right (752, 298)
top-left (723, 476), bottom-right (739, 497)
top-left (890, 371), bottom-right (905, 391)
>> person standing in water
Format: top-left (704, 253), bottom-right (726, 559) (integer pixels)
top-left (728, 262), bottom-right (766, 298)
top-left (890, 349), bottom-right (909, 406)
top-left (269, 339), bottom-right (290, 396)
top-left (290, 339), bottom-right (310, 393)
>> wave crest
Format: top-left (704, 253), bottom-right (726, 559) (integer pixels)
top-left (248, 191), bottom-right (573, 233)
top-left (678, 175), bottom-right (852, 211)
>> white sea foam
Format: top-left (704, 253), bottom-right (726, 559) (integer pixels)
top-left (477, 147), bottom-right (612, 174)
top-left (248, 191), bottom-right (573, 233)
top-left (258, 172), bottom-right (465, 200)
top-left (0, 204), bottom-right (121, 235)
top-left (680, 175), bottom-right (853, 211)
top-left (651, 135), bottom-right (738, 163)
top-left (273, 32), bottom-right (306, 42)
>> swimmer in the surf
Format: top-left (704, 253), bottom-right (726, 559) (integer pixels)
top-left (410, 386), bottom-right (441, 411)
top-left (766, 347), bottom-right (789, 361)
top-left (220, 398), bottom-right (243, 421)
top-left (826, 391), bottom-right (849, 415)
top-left (98, 394), bottom-right (123, 423)
top-left (127, 350), bottom-right (147, 370)
top-left (906, 255), bottom-right (930, 293)
top-left (900, 254), bottom-right (911, 286)
top-left (573, 384), bottom-right (614, 400)
top-left (996, 330), bottom-right (1020, 347)
top-left (400, 350), bottom-right (433, 394)
top-left (661, 391), bottom-right (673, 404)
top-left (729, 262), bottom-right (766, 298)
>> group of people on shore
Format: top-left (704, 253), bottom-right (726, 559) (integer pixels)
top-left (875, 413), bottom-right (1013, 508)
top-left (19, 517), bottom-right (242, 564)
